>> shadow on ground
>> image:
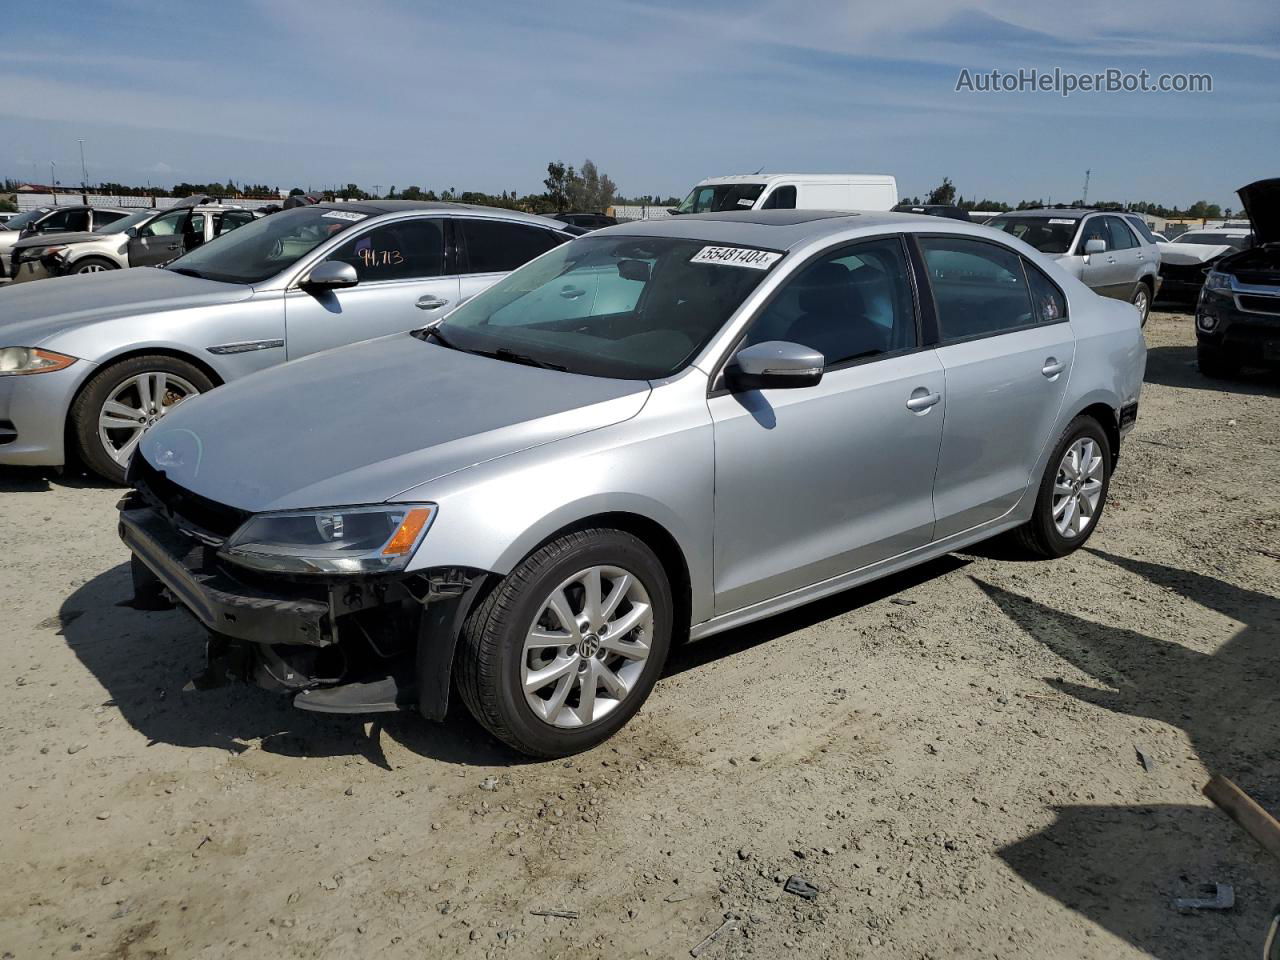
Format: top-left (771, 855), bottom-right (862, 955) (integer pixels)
top-left (1143, 344), bottom-right (1280, 395)
top-left (981, 549), bottom-right (1280, 958)
top-left (0, 464), bottom-right (118, 494)
top-left (57, 554), bottom-right (973, 768)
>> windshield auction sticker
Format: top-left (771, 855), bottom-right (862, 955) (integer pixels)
top-left (690, 246), bottom-right (782, 270)
top-left (322, 210), bottom-right (367, 221)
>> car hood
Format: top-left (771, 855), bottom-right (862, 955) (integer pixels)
top-left (1238, 179), bottom-right (1280, 245)
top-left (138, 334), bottom-right (652, 513)
top-left (0, 267), bottom-right (253, 347)
top-left (1157, 242), bottom-right (1234, 266)
top-left (11, 230), bottom-right (103, 249)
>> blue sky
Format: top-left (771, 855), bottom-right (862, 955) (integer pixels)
top-left (4, 0), bottom-right (1277, 208)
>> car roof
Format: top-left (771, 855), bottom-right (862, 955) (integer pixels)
top-left (314, 200), bottom-right (568, 229)
top-left (1178, 227), bottom-right (1252, 236)
top-left (993, 208), bottom-right (1095, 219)
top-left (602, 209), bottom-right (981, 251)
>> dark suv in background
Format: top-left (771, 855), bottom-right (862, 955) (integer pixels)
top-left (1195, 178), bottom-right (1280, 378)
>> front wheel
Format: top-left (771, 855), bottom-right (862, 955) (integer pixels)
top-left (456, 529), bottom-right (673, 757)
top-left (1014, 415), bottom-right (1112, 559)
top-left (69, 355), bottom-right (213, 483)
top-left (71, 257), bottom-right (119, 275)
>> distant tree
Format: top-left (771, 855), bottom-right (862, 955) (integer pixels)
top-left (925, 177), bottom-right (956, 206)
top-left (401, 185), bottom-right (424, 201)
top-left (543, 161), bottom-right (572, 212)
top-left (288, 187), bottom-right (305, 197)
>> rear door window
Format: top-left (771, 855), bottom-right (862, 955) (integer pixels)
top-left (1105, 216), bottom-right (1138, 250)
top-left (323, 217), bottom-right (445, 282)
top-left (92, 210), bottom-right (128, 228)
top-left (1023, 259), bottom-right (1068, 323)
top-left (216, 210), bottom-right (256, 235)
top-left (918, 237), bottom-right (1035, 341)
top-left (459, 219), bottom-right (563, 274)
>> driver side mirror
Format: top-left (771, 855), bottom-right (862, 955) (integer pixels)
top-left (617, 259), bottom-right (651, 282)
top-left (301, 261), bottom-right (359, 291)
top-left (1084, 238), bottom-right (1107, 255)
top-left (727, 340), bottom-right (824, 391)
top-left (126, 226), bottom-right (139, 239)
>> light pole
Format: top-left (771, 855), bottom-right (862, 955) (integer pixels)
top-left (50, 161), bottom-right (57, 205)
top-left (77, 139), bottom-right (88, 192)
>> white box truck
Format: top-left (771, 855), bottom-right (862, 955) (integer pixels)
top-left (671, 173), bottom-right (898, 215)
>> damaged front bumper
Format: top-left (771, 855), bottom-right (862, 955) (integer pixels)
top-left (119, 495), bottom-right (483, 717)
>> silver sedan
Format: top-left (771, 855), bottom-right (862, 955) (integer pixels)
top-left (0, 201), bottom-right (575, 481)
top-left (120, 210), bottom-right (1146, 756)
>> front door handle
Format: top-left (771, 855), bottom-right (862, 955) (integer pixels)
top-left (1042, 357), bottom-right (1066, 378)
top-left (905, 388), bottom-right (941, 413)
top-left (1105, 256), bottom-right (1117, 263)
top-left (560, 286), bottom-right (587, 299)
top-left (416, 296), bottom-right (450, 310)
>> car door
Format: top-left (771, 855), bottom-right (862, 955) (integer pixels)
top-left (455, 218), bottom-right (572, 306)
top-left (33, 207), bottom-right (90, 236)
top-left (282, 214), bottom-right (458, 359)
top-left (128, 208), bottom-right (189, 266)
top-left (709, 235), bottom-right (945, 614)
top-left (918, 235), bottom-right (1075, 539)
top-left (1104, 215), bottom-right (1144, 296)
top-left (1077, 214), bottom-right (1128, 298)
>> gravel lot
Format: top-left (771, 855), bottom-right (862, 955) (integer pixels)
top-left (2, 307), bottom-right (1278, 960)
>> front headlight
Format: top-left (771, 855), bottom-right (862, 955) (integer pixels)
top-left (220, 503), bottom-right (437, 575)
top-left (0, 347), bottom-right (77, 376)
top-left (1203, 270), bottom-right (1232, 293)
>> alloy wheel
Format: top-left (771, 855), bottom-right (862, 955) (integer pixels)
top-left (1052, 437), bottom-right (1104, 538)
top-left (1133, 287), bottom-right (1149, 321)
top-left (522, 565), bottom-right (652, 728)
top-left (76, 262), bottom-right (108, 273)
top-left (97, 372), bottom-right (200, 466)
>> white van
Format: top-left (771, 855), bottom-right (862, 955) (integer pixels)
top-left (672, 173), bottom-right (898, 215)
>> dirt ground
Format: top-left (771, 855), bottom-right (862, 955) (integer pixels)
top-left (2, 307), bottom-right (1278, 960)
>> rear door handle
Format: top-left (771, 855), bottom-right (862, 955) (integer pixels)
top-left (416, 296), bottom-right (450, 310)
top-left (1042, 357), bottom-right (1066, 378)
top-left (1105, 256), bottom-right (1117, 263)
top-left (905, 388), bottom-right (941, 413)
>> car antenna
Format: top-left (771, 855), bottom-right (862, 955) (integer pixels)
top-left (752, 166), bottom-right (764, 175)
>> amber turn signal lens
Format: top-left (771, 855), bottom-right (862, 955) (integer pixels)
top-left (382, 507), bottom-right (434, 556)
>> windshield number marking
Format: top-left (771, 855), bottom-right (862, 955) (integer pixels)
top-left (690, 246), bottom-right (782, 270)
top-left (322, 211), bottom-right (367, 222)
top-left (1048, 218), bottom-right (1076, 225)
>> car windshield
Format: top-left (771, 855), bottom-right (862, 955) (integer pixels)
top-left (1176, 232), bottom-right (1251, 250)
top-left (94, 209), bottom-right (153, 234)
top-left (674, 183), bottom-right (766, 215)
top-left (432, 235), bottom-right (778, 379)
top-left (1, 208), bottom-right (51, 231)
top-left (985, 216), bottom-right (1080, 254)
top-left (162, 206), bottom-right (361, 284)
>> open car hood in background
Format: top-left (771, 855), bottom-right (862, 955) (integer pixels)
top-left (1238, 179), bottom-right (1280, 245)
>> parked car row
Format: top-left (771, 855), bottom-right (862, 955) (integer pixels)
top-left (5, 195), bottom-right (261, 284)
top-left (0, 204), bottom-right (132, 280)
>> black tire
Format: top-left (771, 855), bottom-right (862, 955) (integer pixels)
top-left (1013, 415), bottom-right (1112, 559)
top-left (455, 528), bottom-right (673, 758)
top-left (70, 256), bottom-right (119, 275)
top-left (1197, 343), bottom-right (1240, 380)
top-left (1132, 281), bottom-right (1152, 327)
top-left (69, 354), bottom-right (214, 484)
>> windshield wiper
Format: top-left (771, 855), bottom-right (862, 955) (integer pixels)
top-left (167, 266), bottom-right (204, 279)
top-left (481, 347), bottom-right (567, 372)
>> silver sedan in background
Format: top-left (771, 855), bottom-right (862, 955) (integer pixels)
top-left (0, 201), bottom-right (575, 481)
top-left (120, 210), bottom-right (1147, 757)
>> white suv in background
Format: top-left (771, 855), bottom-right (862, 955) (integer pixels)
top-left (985, 208), bottom-right (1162, 324)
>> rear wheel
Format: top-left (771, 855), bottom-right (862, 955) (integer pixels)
top-left (1132, 282), bottom-right (1151, 327)
top-left (1197, 343), bottom-right (1240, 380)
top-left (70, 355), bottom-right (212, 483)
top-left (1014, 415), bottom-right (1111, 559)
top-left (456, 528), bottom-right (673, 757)
top-left (71, 257), bottom-right (118, 274)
